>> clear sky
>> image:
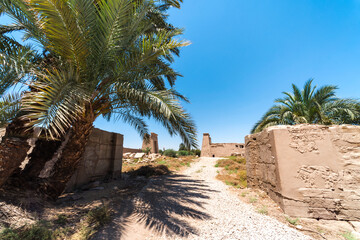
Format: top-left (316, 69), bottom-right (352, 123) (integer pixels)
top-left (2, 0), bottom-right (360, 150)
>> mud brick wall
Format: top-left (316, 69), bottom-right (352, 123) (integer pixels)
top-left (66, 128), bottom-right (123, 191)
top-left (245, 124), bottom-right (360, 221)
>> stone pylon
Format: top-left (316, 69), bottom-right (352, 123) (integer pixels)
top-left (201, 133), bottom-right (211, 157)
top-left (142, 133), bottom-right (159, 153)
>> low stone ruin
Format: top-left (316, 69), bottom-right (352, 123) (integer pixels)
top-left (245, 124), bottom-right (360, 221)
top-left (122, 152), bottom-right (163, 164)
top-left (201, 133), bottom-right (245, 157)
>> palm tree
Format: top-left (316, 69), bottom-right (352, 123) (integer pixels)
top-left (0, 31), bottom-right (42, 187)
top-left (251, 80), bottom-right (360, 133)
top-left (0, 0), bottom-right (197, 198)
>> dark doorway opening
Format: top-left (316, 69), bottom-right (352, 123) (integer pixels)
top-left (212, 155), bottom-right (215, 157)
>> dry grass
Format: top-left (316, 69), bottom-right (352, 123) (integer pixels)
top-left (0, 204), bottom-right (113, 240)
top-left (122, 156), bottom-right (195, 174)
top-left (215, 156), bottom-right (247, 188)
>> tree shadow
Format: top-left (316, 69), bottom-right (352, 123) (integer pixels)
top-left (93, 174), bottom-right (217, 239)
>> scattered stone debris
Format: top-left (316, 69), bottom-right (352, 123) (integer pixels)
top-left (122, 152), bottom-right (162, 164)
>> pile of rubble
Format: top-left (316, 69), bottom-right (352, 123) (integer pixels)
top-left (122, 152), bottom-right (163, 164)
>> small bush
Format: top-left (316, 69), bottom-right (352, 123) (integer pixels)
top-left (256, 205), bottom-right (268, 215)
top-left (159, 149), bottom-right (163, 155)
top-left (163, 149), bottom-right (177, 158)
top-left (54, 214), bottom-right (68, 226)
top-left (177, 150), bottom-right (190, 156)
top-left (0, 228), bottom-right (19, 240)
top-left (157, 160), bottom-right (166, 165)
top-left (285, 216), bottom-right (299, 226)
top-left (20, 223), bottom-right (52, 240)
top-left (190, 149), bottom-right (201, 156)
top-left (87, 205), bottom-right (111, 228)
top-left (249, 197), bottom-right (257, 203)
top-left (215, 156), bottom-right (247, 188)
top-left (142, 147), bottom-right (151, 154)
top-left (341, 231), bottom-right (357, 240)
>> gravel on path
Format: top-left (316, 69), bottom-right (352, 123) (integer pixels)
top-left (179, 157), bottom-right (312, 240)
top-left (97, 157), bottom-right (312, 240)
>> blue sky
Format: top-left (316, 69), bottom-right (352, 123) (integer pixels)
top-left (2, 0), bottom-right (360, 150)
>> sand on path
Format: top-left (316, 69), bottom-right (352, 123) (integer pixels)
top-left (94, 157), bottom-right (312, 240)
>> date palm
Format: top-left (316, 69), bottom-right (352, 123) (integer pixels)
top-left (0, 0), bottom-right (197, 198)
top-left (252, 80), bottom-right (359, 133)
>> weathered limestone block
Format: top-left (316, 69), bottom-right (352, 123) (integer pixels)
top-left (66, 128), bottom-right (123, 191)
top-left (246, 124), bottom-right (360, 221)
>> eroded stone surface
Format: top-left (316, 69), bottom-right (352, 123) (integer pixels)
top-left (246, 124), bottom-right (360, 221)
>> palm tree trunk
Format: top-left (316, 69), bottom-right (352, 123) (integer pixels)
top-left (20, 139), bottom-right (62, 180)
top-left (39, 116), bottom-right (94, 200)
top-left (0, 118), bottom-right (32, 188)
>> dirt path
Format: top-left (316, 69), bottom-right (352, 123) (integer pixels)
top-left (94, 157), bottom-right (312, 240)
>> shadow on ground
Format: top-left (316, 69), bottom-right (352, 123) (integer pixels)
top-left (93, 174), bottom-right (217, 239)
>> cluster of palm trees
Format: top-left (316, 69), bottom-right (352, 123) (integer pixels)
top-left (251, 80), bottom-right (360, 133)
top-left (0, 0), bottom-right (197, 199)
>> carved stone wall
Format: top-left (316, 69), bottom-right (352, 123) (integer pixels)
top-left (245, 124), bottom-right (360, 221)
top-left (201, 133), bottom-right (245, 157)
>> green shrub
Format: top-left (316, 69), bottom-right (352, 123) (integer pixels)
top-left (87, 205), bottom-right (112, 228)
top-left (54, 214), bottom-right (68, 226)
top-left (190, 149), bottom-right (201, 156)
top-left (20, 223), bottom-right (52, 240)
top-left (177, 150), bottom-right (190, 156)
top-left (163, 149), bottom-right (177, 158)
top-left (142, 147), bottom-right (151, 154)
top-left (159, 149), bottom-right (163, 155)
top-left (0, 228), bottom-right (19, 240)
top-left (341, 231), bottom-right (357, 240)
top-left (256, 205), bottom-right (268, 215)
top-left (178, 143), bottom-right (187, 151)
top-left (285, 216), bottom-right (299, 226)
top-left (249, 197), bottom-right (257, 203)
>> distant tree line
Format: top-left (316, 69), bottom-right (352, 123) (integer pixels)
top-left (158, 143), bottom-right (201, 158)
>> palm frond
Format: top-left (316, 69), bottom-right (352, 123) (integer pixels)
top-left (22, 67), bottom-right (89, 139)
top-left (0, 92), bottom-right (22, 127)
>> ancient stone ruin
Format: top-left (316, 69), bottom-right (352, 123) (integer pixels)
top-left (201, 133), bottom-right (245, 157)
top-left (122, 132), bottom-right (161, 164)
top-left (245, 124), bottom-right (360, 221)
top-left (123, 132), bottom-right (159, 154)
top-left (0, 127), bottom-right (162, 192)
top-left (66, 128), bottom-right (124, 191)
top-left (142, 132), bottom-right (159, 153)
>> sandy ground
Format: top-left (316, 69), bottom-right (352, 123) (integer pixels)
top-left (94, 157), bottom-right (312, 240)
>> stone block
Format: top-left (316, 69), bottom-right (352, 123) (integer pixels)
top-left (245, 124), bottom-right (360, 221)
top-left (350, 221), bottom-right (360, 232)
top-left (65, 129), bottom-right (124, 191)
top-left (308, 208), bottom-right (337, 220)
top-left (134, 153), bottom-right (146, 159)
